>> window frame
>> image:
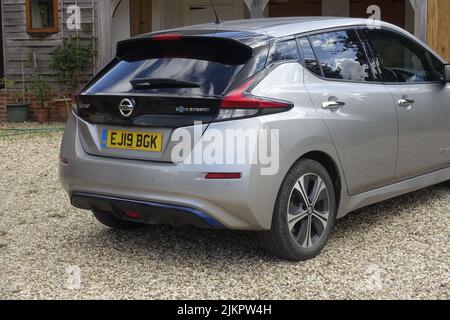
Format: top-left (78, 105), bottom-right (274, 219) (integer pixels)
top-left (296, 36), bottom-right (324, 78)
top-left (296, 26), bottom-right (376, 84)
top-left (26, 0), bottom-right (59, 34)
top-left (359, 26), bottom-right (446, 86)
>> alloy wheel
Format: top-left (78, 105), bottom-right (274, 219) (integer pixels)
top-left (287, 173), bottom-right (331, 248)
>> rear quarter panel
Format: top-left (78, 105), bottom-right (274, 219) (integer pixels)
top-left (252, 63), bottom-right (348, 217)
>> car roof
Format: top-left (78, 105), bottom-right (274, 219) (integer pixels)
top-left (138, 17), bottom-right (445, 62)
top-left (168, 17), bottom-right (403, 38)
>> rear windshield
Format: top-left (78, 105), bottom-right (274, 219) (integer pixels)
top-left (85, 37), bottom-right (255, 97)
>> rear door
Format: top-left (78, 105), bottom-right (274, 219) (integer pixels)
top-left (362, 28), bottom-right (450, 180)
top-left (301, 29), bottom-right (399, 195)
top-left (77, 34), bottom-right (269, 162)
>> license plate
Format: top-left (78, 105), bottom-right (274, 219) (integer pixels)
top-left (102, 129), bottom-right (163, 152)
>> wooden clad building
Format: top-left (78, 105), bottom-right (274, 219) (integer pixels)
top-left (0, 0), bottom-right (449, 121)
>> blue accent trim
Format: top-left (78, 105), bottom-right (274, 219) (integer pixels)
top-left (101, 129), bottom-right (108, 148)
top-left (153, 202), bottom-right (223, 227)
top-left (73, 193), bottom-right (223, 227)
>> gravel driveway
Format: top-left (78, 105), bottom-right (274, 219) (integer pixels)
top-left (0, 123), bottom-right (449, 300)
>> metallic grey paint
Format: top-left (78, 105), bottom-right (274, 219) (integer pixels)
top-left (60, 18), bottom-right (450, 230)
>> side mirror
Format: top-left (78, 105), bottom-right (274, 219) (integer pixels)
top-left (445, 64), bottom-right (450, 83)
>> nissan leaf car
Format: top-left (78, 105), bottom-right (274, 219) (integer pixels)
top-left (60, 17), bottom-right (450, 261)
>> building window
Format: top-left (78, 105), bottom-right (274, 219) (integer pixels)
top-left (26, 0), bottom-right (59, 34)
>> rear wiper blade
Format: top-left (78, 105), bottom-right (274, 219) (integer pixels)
top-left (131, 78), bottom-right (200, 89)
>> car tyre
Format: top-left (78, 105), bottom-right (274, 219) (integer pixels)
top-left (259, 159), bottom-right (337, 261)
top-left (92, 210), bottom-right (144, 230)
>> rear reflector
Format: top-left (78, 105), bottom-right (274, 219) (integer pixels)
top-left (221, 77), bottom-right (293, 110)
top-left (206, 173), bottom-right (242, 180)
top-left (124, 211), bottom-right (143, 220)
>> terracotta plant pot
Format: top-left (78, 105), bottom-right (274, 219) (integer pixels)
top-left (35, 109), bottom-right (49, 124)
top-left (57, 103), bottom-right (69, 122)
top-left (6, 103), bottom-right (30, 122)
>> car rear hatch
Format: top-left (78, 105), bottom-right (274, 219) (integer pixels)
top-left (76, 30), bottom-right (269, 162)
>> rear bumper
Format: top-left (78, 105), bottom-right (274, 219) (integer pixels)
top-left (71, 192), bottom-right (223, 228)
top-left (59, 112), bottom-right (289, 231)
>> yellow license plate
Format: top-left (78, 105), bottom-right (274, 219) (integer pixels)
top-left (104, 130), bottom-right (163, 152)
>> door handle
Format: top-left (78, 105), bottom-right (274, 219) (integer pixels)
top-left (398, 98), bottom-right (415, 107)
top-left (322, 101), bottom-right (346, 110)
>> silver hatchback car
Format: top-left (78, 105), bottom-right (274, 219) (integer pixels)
top-left (60, 17), bottom-right (450, 261)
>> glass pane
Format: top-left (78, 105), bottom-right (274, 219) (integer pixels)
top-left (86, 39), bottom-right (255, 96)
top-left (88, 59), bottom-right (243, 96)
top-left (298, 37), bottom-right (322, 77)
top-left (310, 30), bottom-right (372, 81)
top-left (365, 29), bottom-right (442, 83)
top-left (268, 40), bottom-right (300, 64)
top-left (30, 0), bottom-right (55, 29)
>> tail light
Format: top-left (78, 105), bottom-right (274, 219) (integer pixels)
top-left (217, 74), bottom-right (293, 121)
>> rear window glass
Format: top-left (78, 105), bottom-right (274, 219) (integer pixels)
top-left (85, 38), bottom-right (254, 96)
top-left (86, 59), bottom-right (244, 96)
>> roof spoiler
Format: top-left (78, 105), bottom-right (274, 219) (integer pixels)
top-left (116, 34), bottom-right (254, 65)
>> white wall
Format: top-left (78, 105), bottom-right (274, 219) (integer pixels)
top-left (112, 0), bottom-right (131, 43)
top-left (322, 0), bottom-right (350, 17)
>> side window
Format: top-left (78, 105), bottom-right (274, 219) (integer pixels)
top-left (364, 29), bottom-right (443, 83)
top-left (309, 30), bottom-right (372, 81)
top-left (268, 40), bottom-right (300, 65)
top-left (297, 37), bottom-right (322, 77)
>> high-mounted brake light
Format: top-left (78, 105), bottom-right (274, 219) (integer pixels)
top-left (151, 33), bottom-right (182, 41)
top-left (220, 77), bottom-right (292, 110)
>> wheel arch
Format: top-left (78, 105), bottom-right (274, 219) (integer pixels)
top-left (299, 150), bottom-right (343, 210)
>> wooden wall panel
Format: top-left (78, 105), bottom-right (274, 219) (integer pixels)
top-left (130, 0), bottom-right (152, 37)
top-left (2, 0), bottom-right (97, 86)
top-left (268, 0), bottom-right (322, 17)
top-left (1, 3), bottom-right (4, 82)
top-left (350, 0), bottom-right (405, 27)
top-left (428, 0), bottom-right (450, 62)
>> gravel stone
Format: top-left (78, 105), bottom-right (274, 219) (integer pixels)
top-left (0, 123), bottom-right (449, 300)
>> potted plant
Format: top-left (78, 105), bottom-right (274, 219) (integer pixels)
top-left (0, 77), bottom-right (30, 123)
top-left (51, 36), bottom-right (93, 121)
top-left (29, 71), bottom-right (51, 124)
